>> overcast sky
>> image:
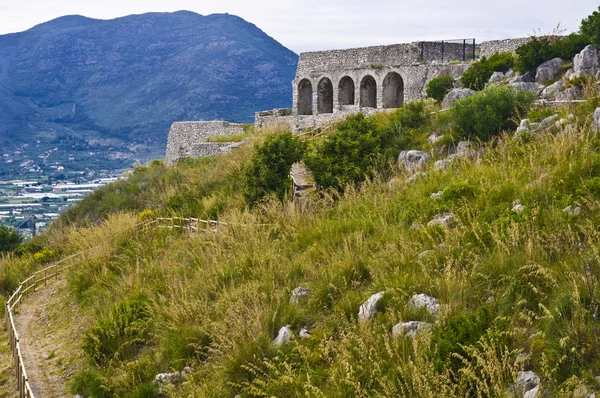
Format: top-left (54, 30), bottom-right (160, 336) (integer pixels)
top-left (0, 0), bottom-right (598, 53)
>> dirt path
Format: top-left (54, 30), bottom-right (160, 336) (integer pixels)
top-left (12, 278), bottom-right (86, 397)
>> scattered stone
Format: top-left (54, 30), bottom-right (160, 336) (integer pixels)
top-left (530, 122), bottom-right (540, 131)
top-left (486, 295), bottom-right (496, 304)
top-left (554, 86), bottom-right (583, 101)
top-left (418, 249), bottom-right (435, 259)
top-left (405, 171), bottom-right (427, 184)
top-left (442, 88), bottom-right (475, 110)
top-left (409, 293), bottom-right (440, 316)
top-left (510, 82), bottom-right (544, 94)
top-left (593, 108), bottom-right (600, 132)
top-left (489, 71), bottom-right (505, 84)
top-left (392, 321), bottom-right (432, 339)
top-left (434, 159), bottom-right (451, 170)
top-left (535, 58), bottom-right (563, 83)
top-left (523, 385), bottom-right (540, 398)
top-left (539, 114), bottom-right (559, 130)
top-left (427, 133), bottom-right (441, 144)
top-left (505, 69), bottom-right (515, 78)
top-left (358, 292), bottom-right (385, 322)
top-left (516, 119), bottom-right (530, 135)
top-left (398, 150), bottom-right (431, 172)
top-left (430, 191), bottom-right (443, 199)
top-left (455, 141), bottom-right (471, 156)
top-left (387, 177), bottom-right (400, 190)
top-left (155, 371), bottom-right (183, 385)
top-left (427, 213), bottom-right (455, 228)
top-left (512, 203), bottom-right (526, 213)
top-left (517, 371), bottom-right (541, 394)
top-left (563, 205), bottom-right (581, 215)
top-left (299, 327), bottom-right (311, 339)
top-left (290, 286), bottom-right (313, 304)
top-left (274, 325), bottom-right (292, 346)
top-left (510, 72), bottom-right (534, 83)
top-left (540, 80), bottom-right (565, 99)
top-left (574, 45), bottom-right (600, 77)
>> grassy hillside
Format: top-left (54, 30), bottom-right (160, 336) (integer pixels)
top-left (3, 86), bottom-right (600, 397)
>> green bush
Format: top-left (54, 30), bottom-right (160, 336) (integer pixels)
top-left (461, 52), bottom-right (515, 91)
top-left (449, 85), bottom-right (535, 141)
top-left (0, 226), bottom-right (23, 254)
top-left (441, 181), bottom-right (477, 203)
top-left (515, 34), bottom-right (588, 74)
top-left (243, 132), bottom-right (306, 207)
top-left (580, 6), bottom-right (600, 46)
top-left (82, 299), bottom-right (152, 366)
top-left (426, 76), bottom-right (455, 102)
top-left (305, 113), bottom-right (396, 190)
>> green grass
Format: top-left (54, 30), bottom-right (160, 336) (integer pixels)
top-left (2, 88), bottom-right (600, 396)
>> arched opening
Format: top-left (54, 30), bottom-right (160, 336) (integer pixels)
top-left (317, 77), bottom-right (333, 114)
top-left (297, 79), bottom-right (313, 115)
top-left (382, 72), bottom-right (404, 108)
top-left (360, 75), bottom-right (377, 108)
top-left (338, 76), bottom-right (355, 106)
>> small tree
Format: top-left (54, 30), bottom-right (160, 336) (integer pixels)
top-left (462, 52), bottom-right (515, 91)
top-left (243, 132), bottom-right (306, 207)
top-left (426, 76), bottom-right (455, 103)
top-left (0, 226), bottom-right (23, 253)
top-left (580, 6), bottom-right (600, 46)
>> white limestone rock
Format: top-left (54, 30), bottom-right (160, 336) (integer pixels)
top-left (574, 45), bottom-right (600, 77)
top-left (512, 203), bottom-right (526, 213)
top-left (358, 292), bottom-right (385, 322)
top-left (409, 293), bottom-right (440, 316)
top-left (427, 213), bottom-right (455, 228)
top-left (274, 325), bottom-right (292, 346)
top-left (535, 58), bottom-right (563, 83)
top-left (455, 141), bottom-right (472, 156)
top-left (539, 114), bottom-right (559, 130)
top-left (430, 191), bottom-right (443, 199)
top-left (563, 205), bottom-right (582, 216)
top-left (290, 286), bottom-right (313, 304)
top-left (398, 150), bottom-right (431, 172)
top-left (555, 87), bottom-right (583, 101)
top-left (427, 133), bottom-right (442, 144)
top-left (489, 71), bottom-right (505, 84)
top-left (510, 72), bottom-right (534, 83)
top-left (418, 249), bottom-right (435, 259)
top-left (405, 171), bottom-right (427, 184)
top-left (442, 88), bottom-right (475, 110)
top-left (517, 371), bottom-right (540, 394)
top-left (540, 80), bottom-right (565, 99)
top-left (299, 327), bottom-right (311, 339)
top-left (392, 321), bottom-right (432, 339)
top-left (523, 385), bottom-right (540, 398)
top-left (510, 82), bottom-right (544, 94)
top-left (594, 108), bottom-right (600, 132)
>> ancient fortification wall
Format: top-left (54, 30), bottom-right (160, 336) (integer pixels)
top-left (164, 121), bottom-right (244, 165)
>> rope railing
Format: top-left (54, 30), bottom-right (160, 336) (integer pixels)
top-left (3, 215), bottom-right (269, 396)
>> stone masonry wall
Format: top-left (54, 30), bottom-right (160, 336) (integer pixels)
top-left (165, 121), bottom-right (245, 165)
top-left (476, 37), bottom-right (533, 58)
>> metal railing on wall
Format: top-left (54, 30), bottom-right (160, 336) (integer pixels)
top-left (418, 38), bottom-right (476, 63)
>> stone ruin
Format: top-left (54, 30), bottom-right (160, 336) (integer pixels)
top-left (165, 37), bottom-right (532, 164)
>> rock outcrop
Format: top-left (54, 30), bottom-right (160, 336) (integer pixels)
top-left (398, 150), bottom-right (431, 172)
top-left (358, 292), bottom-right (385, 322)
top-left (274, 325), bottom-right (292, 346)
top-left (510, 82), bottom-right (544, 94)
top-left (290, 286), bottom-right (313, 304)
top-left (574, 45), bottom-right (600, 77)
top-left (392, 321), bottom-right (431, 339)
top-left (593, 108), bottom-right (600, 132)
top-left (442, 88), bottom-right (475, 109)
top-left (535, 58), bottom-right (563, 83)
top-left (427, 214), bottom-right (455, 228)
top-left (408, 294), bottom-right (440, 315)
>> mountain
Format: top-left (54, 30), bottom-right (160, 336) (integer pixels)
top-left (0, 11), bottom-right (298, 167)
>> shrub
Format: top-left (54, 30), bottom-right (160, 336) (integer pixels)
top-left (461, 52), bottom-right (515, 91)
top-left (515, 34), bottom-right (588, 74)
top-left (580, 6), bottom-right (600, 46)
top-left (441, 181), bottom-right (477, 203)
top-left (426, 76), bottom-right (455, 102)
top-left (449, 85), bottom-right (535, 141)
top-left (0, 226), bottom-right (23, 253)
top-left (82, 299), bottom-right (152, 366)
top-left (305, 113), bottom-right (395, 190)
top-left (243, 132), bottom-right (306, 207)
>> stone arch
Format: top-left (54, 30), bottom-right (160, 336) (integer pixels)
top-left (338, 76), bottom-right (355, 106)
top-left (360, 75), bottom-right (377, 108)
top-left (382, 72), bottom-right (404, 108)
top-left (317, 77), bottom-right (333, 114)
top-left (297, 79), bottom-right (313, 115)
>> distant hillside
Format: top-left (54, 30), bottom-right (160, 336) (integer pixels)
top-left (0, 11), bottom-right (298, 161)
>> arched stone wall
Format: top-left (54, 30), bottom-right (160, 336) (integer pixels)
top-left (338, 76), bottom-right (355, 106)
top-left (297, 79), bottom-right (313, 115)
top-left (317, 77), bottom-right (333, 114)
top-left (360, 75), bottom-right (377, 108)
top-left (382, 72), bottom-right (404, 108)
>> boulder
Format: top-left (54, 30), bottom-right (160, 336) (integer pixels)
top-left (574, 45), bottom-right (600, 77)
top-left (409, 293), bottom-right (440, 315)
top-left (539, 114), bottom-right (559, 130)
top-left (505, 69), bottom-right (515, 78)
top-left (392, 321), bottom-right (432, 339)
top-left (510, 82), bottom-right (544, 95)
top-left (430, 191), bottom-right (443, 199)
top-left (405, 171), bottom-right (427, 184)
top-left (593, 108), bottom-right (600, 132)
top-left (434, 159), bottom-right (451, 170)
top-left (442, 88), bottom-right (475, 110)
top-left (512, 203), bottom-right (526, 213)
top-left (398, 150), bottom-right (431, 172)
top-left (523, 385), bottom-right (540, 398)
top-left (299, 327), bottom-right (311, 339)
top-left (290, 286), bottom-right (313, 304)
top-left (358, 292), bottom-right (385, 322)
top-left (540, 80), bottom-right (565, 99)
top-left (510, 72), bottom-right (534, 83)
top-left (516, 119), bottom-right (530, 134)
top-left (554, 86), bottom-right (583, 101)
top-left (455, 141), bottom-right (471, 156)
top-left (274, 325), bottom-right (292, 346)
top-left (535, 58), bottom-right (563, 83)
top-left (427, 133), bottom-right (442, 144)
top-left (427, 213), bottom-right (455, 228)
top-left (563, 205), bottom-right (581, 216)
top-left (489, 71), bottom-right (505, 84)
top-left (517, 371), bottom-right (540, 394)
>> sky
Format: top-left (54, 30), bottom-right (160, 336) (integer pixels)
top-left (0, 0), bottom-right (598, 53)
